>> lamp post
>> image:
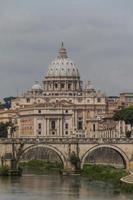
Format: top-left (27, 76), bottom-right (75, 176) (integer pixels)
top-left (9, 123), bottom-right (17, 171)
top-left (76, 137), bottom-right (81, 172)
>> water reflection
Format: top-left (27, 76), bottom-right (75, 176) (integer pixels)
top-left (0, 175), bottom-right (132, 200)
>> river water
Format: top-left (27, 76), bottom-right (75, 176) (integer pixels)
top-left (0, 175), bottom-right (132, 200)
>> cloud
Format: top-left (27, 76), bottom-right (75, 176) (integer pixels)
top-left (0, 0), bottom-right (133, 99)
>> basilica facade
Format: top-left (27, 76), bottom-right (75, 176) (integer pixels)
top-left (8, 43), bottom-right (107, 138)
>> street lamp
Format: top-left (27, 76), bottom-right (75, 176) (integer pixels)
top-left (8, 123), bottom-right (17, 171)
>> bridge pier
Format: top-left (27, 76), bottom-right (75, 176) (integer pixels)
top-left (63, 160), bottom-right (76, 174)
top-left (129, 161), bottom-right (133, 170)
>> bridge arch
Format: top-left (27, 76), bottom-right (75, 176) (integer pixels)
top-left (18, 144), bottom-right (67, 168)
top-left (81, 144), bottom-right (129, 169)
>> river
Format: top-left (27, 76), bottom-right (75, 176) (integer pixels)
top-left (0, 175), bottom-right (132, 200)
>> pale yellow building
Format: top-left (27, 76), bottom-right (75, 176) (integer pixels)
top-left (0, 109), bottom-right (16, 123)
top-left (10, 44), bottom-right (107, 138)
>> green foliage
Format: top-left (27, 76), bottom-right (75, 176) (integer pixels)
top-left (120, 182), bottom-right (133, 193)
top-left (69, 151), bottom-right (80, 170)
top-left (82, 164), bottom-right (127, 183)
top-left (0, 166), bottom-right (9, 176)
top-left (0, 121), bottom-right (15, 138)
top-left (3, 97), bottom-right (16, 103)
top-left (19, 160), bottom-right (63, 174)
top-left (126, 131), bottom-right (131, 138)
top-left (0, 97), bottom-right (16, 109)
top-left (113, 106), bottom-right (133, 126)
top-left (82, 164), bottom-right (133, 193)
top-left (0, 122), bottom-right (9, 138)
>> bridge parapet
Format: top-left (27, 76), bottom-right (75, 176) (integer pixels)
top-left (0, 137), bottom-right (133, 144)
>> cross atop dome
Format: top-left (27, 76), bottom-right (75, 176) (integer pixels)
top-left (58, 42), bottom-right (68, 59)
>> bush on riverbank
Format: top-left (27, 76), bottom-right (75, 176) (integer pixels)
top-left (82, 164), bottom-right (127, 183)
top-left (0, 166), bottom-right (9, 176)
top-left (82, 164), bottom-right (133, 193)
top-left (19, 160), bottom-right (63, 174)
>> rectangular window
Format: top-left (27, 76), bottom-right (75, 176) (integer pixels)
top-left (97, 98), bottom-right (101, 103)
top-left (68, 83), bottom-right (71, 90)
top-left (51, 121), bottom-right (55, 129)
top-left (38, 123), bottom-right (41, 129)
top-left (78, 121), bottom-right (83, 130)
top-left (61, 83), bottom-right (65, 88)
top-left (26, 98), bottom-right (30, 103)
top-left (93, 124), bottom-right (96, 132)
top-left (65, 131), bottom-right (68, 135)
top-left (65, 123), bottom-right (68, 129)
top-left (55, 83), bottom-right (58, 88)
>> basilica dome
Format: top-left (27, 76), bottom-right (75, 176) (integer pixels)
top-left (32, 81), bottom-right (42, 90)
top-left (46, 43), bottom-right (80, 78)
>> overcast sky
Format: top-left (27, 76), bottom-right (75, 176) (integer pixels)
top-left (0, 0), bottom-right (133, 100)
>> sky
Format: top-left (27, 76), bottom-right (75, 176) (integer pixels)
top-left (0, 0), bottom-right (133, 100)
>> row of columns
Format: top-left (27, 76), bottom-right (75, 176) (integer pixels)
top-left (43, 80), bottom-right (80, 92)
top-left (36, 117), bottom-right (64, 137)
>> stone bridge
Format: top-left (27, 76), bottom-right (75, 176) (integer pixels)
top-left (0, 135), bottom-right (133, 171)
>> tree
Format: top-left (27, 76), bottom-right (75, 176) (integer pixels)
top-left (0, 121), bottom-right (15, 138)
top-left (113, 106), bottom-right (133, 137)
top-left (0, 97), bottom-right (16, 110)
top-left (69, 151), bottom-right (80, 171)
top-left (3, 97), bottom-right (16, 109)
top-left (0, 122), bottom-right (10, 138)
top-left (113, 106), bottom-right (133, 127)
